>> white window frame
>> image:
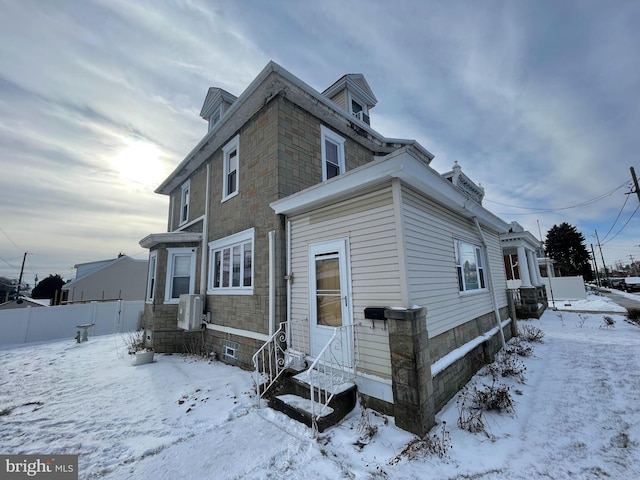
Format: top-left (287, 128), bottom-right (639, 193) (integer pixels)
top-left (348, 92), bottom-right (368, 116)
top-left (320, 125), bottom-right (346, 181)
top-left (454, 239), bottom-right (487, 294)
top-left (179, 180), bottom-right (190, 225)
top-left (164, 247), bottom-right (196, 303)
top-left (208, 228), bottom-right (254, 295)
top-left (208, 107), bottom-right (221, 132)
top-left (146, 251), bottom-right (157, 303)
top-left (222, 134), bottom-right (240, 202)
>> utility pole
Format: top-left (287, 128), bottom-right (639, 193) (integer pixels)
top-left (630, 167), bottom-right (640, 203)
top-left (16, 252), bottom-right (27, 299)
top-left (594, 230), bottom-right (609, 284)
top-left (591, 244), bottom-right (601, 287)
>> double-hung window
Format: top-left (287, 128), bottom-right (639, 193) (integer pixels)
top-left (208, 228), bottom-right (254, 294)
top-left (320, 125), bottom-right (345, 181)
top-left (165, 248), bottom-right (196, 302)
top-left (180, 180), bottom-right (190, 225)
top-left (454, 240), bottom-right (486, 293)
top-left (222, 135), bottom-right (240, 201)
top-left (146, 251), bottom-right (157, 303)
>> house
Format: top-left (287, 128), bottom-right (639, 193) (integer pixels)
top-left (139, 61), bottom-right (526, 435)
top-left (62, 255), bottom-right (148, 303)
top-left (501, 222), bottom-right (549, 318)
top-left (0, 296), bottom-right (49, 310)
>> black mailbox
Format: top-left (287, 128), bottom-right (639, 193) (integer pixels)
top-left (364, 307), bottom-right (387, 320)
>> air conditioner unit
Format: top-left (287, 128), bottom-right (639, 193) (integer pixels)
top-left (177, 294), bottom-right (203, 331)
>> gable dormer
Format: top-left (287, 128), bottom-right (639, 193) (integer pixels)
top-left (200, 87), bottom-right (237, 132)
top-left (442, 161), bottom-right (485, 204)
top-left (322, 74), bottom-right (377, 126)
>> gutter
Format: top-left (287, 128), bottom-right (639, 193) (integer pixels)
top-left (473, 216), bottom-right (506, 348)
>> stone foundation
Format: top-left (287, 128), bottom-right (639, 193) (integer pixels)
top-left (385, 306), bottom-right (512, 436)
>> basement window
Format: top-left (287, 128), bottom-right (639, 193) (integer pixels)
top-left (223, 340), bottom-right (238, 362)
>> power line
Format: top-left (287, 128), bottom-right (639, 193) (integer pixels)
top-left (485, 181), bottom-right (629, 213)
top-left (602, 204), bottom-right (640, 245)
top-left (0, 227), bottom-right (23, 251)
top-left (600, 193), bottom-right (631, 243)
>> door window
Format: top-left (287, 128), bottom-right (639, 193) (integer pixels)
top-left (315, 254), bottom-right (342, 327)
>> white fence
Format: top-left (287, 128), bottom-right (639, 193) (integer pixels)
top-left (507, 276), bottom-right (586, 301)
top-left (0, 300), bottom-right (144, 347)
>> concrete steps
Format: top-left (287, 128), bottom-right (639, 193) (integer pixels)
top-left (268, 369), bottom-right (357, 432)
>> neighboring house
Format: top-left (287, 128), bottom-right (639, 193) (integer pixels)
top-left (62, 255), bottom-right (148, 303)
top-left (501, 221), bottom-right (549, 318)
top-left (139, 61), bottom-right (528, 435)
top-left (0, 296), bottom-right (49, 310)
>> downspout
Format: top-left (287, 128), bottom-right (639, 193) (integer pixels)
top-left (200, 163), bottom-right (211, 295)
top-left (268, 230), bottom-right (276, 336)
top-left (473, 216), bottom-right (506, 348)
top-left (286, 220), bottom-right (292, 348)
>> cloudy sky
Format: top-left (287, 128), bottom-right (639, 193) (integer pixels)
top-left (1, 0), bottom-right (639, 285)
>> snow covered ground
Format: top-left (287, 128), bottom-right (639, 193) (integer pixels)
top-left (1, 294), bottom-right (639, 479)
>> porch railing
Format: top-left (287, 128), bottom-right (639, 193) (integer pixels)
top-left (303, 324), bottom-right (356, 430)
top-left (252, 321), bottom-right (288, 404)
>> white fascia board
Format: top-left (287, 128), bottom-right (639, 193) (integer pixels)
top-left (139, 232), bottom-right (202, 249)
top-left (271, 148), bottom-right (510, 233)
top-left (500, 231), bottom-right (543, 250)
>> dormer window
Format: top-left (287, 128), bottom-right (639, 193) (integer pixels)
top-left (349, 95), bottom-right (370, 125)
top-left (323, 74), bottom-right (376, 127)
top-left (208, 108), bottom-right (221, 131)
top-left (200, 87), bottom-right (237, 132)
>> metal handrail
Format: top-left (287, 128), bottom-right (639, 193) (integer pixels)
top-left (305, 324), bottom-right (355, 429)
top-left (252, 321), bottom-right (288, 405)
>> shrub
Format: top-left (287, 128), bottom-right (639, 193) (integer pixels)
top-left (388, 422), bottom-right (452, 464)
top-left (626, 308), bottom-right (640, 325)
top-left (457, 380), bottom-right (514, 438)
top-left (124, 330), bottom-right (147, 354)
top-left (519, 324), bottom-right (545, 343)
top-left (505, 338), bottom-right (533, 357)
top-left (470, 381), bottom-right (514, 414)
top-left (489, 351), bottom-right (527, 382)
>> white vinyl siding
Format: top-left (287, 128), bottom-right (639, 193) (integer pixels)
top-left (400, 185), bottom-right (507, 338)
top-left (289, 186), bottom-right (400, 380)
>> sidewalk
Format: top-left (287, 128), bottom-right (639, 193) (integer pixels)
top-left (601, 289), bottom-right (640, 312)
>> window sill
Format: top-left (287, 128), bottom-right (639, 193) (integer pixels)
top-left (221, 191), bottom-right (238, 203)
top-left (458, 288), bottom-right (489, 297)
top-left (207, 288), bottom-right (254, 296)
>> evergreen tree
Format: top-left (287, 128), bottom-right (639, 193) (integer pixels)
top-left (545, 223), bottom-right (593, 280)
top-left (32, 274), bottom-right (66, 305)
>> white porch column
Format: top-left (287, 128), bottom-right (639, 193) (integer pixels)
top-left (527, 250), bottom-right (542, 286)
top-left (517, 246), bottom-right (532, 287)
top-left (546, 260), bottom-right (555, 278)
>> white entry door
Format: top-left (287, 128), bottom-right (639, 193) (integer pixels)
top-left (308, 239), bottom-right (353, 367)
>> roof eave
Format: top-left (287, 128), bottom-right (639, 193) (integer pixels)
top-left (271, 148), bottom-right (510, 233)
